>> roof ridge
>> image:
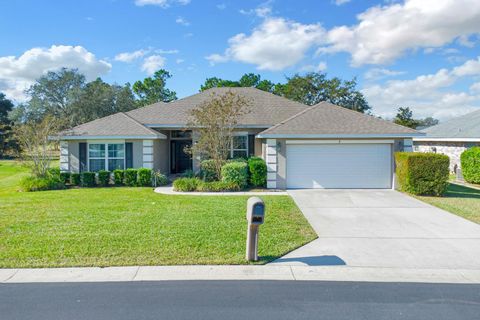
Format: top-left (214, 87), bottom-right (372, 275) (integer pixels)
top-left (121, 112), bottom-right (160, 136)
top-left (260, 102), bottom-right (324, 134)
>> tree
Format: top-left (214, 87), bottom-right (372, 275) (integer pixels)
top-left (274, 73), bottom-right (370, 112)
top-left (0, 93), bottom-right (18, 157)
top-left (15, 116), bottom-right (60, 177)
top-left (187, 91), bottom-right (251, 178)
top-left (418, 117), bottom-right (439, 128)
top-left (393, 107), bottom-right (421, 129)
top-left (200, 73), bottom-right (276, 93)
top-left (133, 69), bottom-right (177, 106)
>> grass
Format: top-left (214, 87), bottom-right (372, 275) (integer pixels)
top-left (0, 160), bottom-right (316, 268)
top-left (416, 183), bottom-right (480, 224)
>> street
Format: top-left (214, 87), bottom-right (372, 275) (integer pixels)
top-left (1, 280), bottom-right (479, 320)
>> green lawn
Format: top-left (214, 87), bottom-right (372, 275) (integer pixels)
top-left (416, 183), bottom-right (480, 224)
top-left (0, 160), bottom-right (316, 268)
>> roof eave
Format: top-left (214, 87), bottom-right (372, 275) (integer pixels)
top-left (256, 133), bottom-right (425, 139)
top-left (57, 134), bottom-right (166, 140)
top-left (413, 137), bottom-right (480, 142)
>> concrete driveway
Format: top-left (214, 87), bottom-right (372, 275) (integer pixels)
top-left (271, 189), bottom-right (480, 269)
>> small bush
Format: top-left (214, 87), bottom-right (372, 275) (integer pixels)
top-left (461, 147), bottom-right (480, 184)
top-left (47, 167), bottom-right (60, 177)
top-left (197, 181), bottom-right (240, 192)
top-left (80, 172), bottom-right (96, 187)
top-left (199, 159), bottom-right (224, 182)
top-left (221, 161), bottom-right (248, 189)
top-left (20, 175), bottom-right (65, 192)
top-left (137, 168), bottom-right (152, 186)
top-left (59, 172), bottom-right (70, 184)
top-left (173, 177), bottom-right (201, 192)
top-left (124, 169), bottom-right (138, 186)
top-left (97, 170), bottom-right (110, 187)
top-left (248, 157), bottom-right (267, 187)
top-left (113, 169), bottom-right (124, 185)
top-left (70, 173), bottom-right (81, 186)
top-left (181, 169), bottom-right (196, 178)
top-left (152, 171), bottom-right (169, 186)
top-left (395, 152), bottom-right (449, 196)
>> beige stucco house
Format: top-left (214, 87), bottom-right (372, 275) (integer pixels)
top-left (58, 87), bottom-right (422, 189)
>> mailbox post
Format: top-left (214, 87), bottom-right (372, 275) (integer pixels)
top-left (246, 197), bottom-right (265, 261)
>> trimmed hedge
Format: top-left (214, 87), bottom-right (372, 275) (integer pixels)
top-left (248, 157), bottom-right (267, 187)
top-left (124, 169), bottom-right (138, 186)
top-left (97, 170), bottom-right (110, 187)
top-left (221, 162), bottom-right (248, 189)
top-left (70, 173), bottom-right (81, 186)
top-left (113, 169), bottom-right (124, 185)
top-left (460, 147), bottom-right (480, 184)
top-left (173, 177), bottom-right (201, 192)
top-left (197, 181), bottom-right (240, 192)
top-left (19, 175), bottom-right (65, 192)
top-left (137, 168), bottom-right (152, 186)
top-left (395, 152), bottom-right (449, 196)
top-left (80, 172), bottom-right (96, 187)
top-left (59, 172), bottom-right (70, 184)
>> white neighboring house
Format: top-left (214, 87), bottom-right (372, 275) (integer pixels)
top-left (413, 110), bottom-right (480, 173)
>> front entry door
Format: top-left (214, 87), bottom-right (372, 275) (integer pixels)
top-left (170, 140), bottom-right (192, 173)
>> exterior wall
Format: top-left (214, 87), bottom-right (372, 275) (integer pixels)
top-left (128, 140), bottom-right (144, 169)
top-left (413, 141), bottom-right (479, 172)
top-left (254, 137), bottom-right (263, 157)
top-left (67, 140), bottom-right (82, 173)
top-left (271, 138), bottom-right (407, 190)
top-left (153, 134), bottom-right (169, 173)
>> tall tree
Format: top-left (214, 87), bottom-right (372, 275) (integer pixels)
top-left (0, 93), bottom-right (13, 124)
top-left (275, 73), bottom-right (370, 112)
top-left (418, 117), bottom-right (439, 128)
top-left (133, 69), bottom-right (177, 106)
top-left (200, 73), bottom-right (276, 93)
top-left (0, 93), bottom-right (18, 157)
top-left (393, 107), bottom-right (421, 129)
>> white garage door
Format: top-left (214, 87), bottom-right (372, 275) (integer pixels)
top-left (286, 143), bottom-right (392, 189)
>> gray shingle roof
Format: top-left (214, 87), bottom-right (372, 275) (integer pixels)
top-left (59, 112), bottom-right (165, 138)
top-left (127, 87), bottom-right (309, 126)
top-left (258, 102), bottom-right (421, 137)
top-left (421, 109), bottom-right (480, 139)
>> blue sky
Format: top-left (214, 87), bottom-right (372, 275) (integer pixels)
top-left (1, 0), bottom-right (480, 119)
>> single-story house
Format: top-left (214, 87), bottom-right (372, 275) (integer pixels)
top-left (58, 87), bottom-right (422, 189)
top-left (413, 110), bottom-right (480, 172)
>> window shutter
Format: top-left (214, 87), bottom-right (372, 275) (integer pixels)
top-left (125, 142), bottom-right (133, 168)
top-left (248, 135), bottom-right (255, 157)
top-left (79, 143), bottom-right (87, 172)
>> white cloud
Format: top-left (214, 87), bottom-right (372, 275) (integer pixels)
top-left (0, 45), bottom-right (111, 102)
top-left (364, 68), bottom-right (405, 80)
top-left (240, 1), bottom-right (272, 18)
top-left (319, 0), bottom-right (480, 66)
top-left (176, 58), bottom-right (184, 64)
top-left (134, 0), bottom-right (190, 8)
top-left (300, 62), bottom-right (327, 72)
top-left (114, 49), bottom-right (148, 62)
top-left (175, 16), bottom-right (190, 26)
top-left (470, 82), bottom-right (480, 93)
top-left (333, 0), bottom-right (351, 5)
top-left (206, 17), bottom-right (325, 70)
top-left (141, 55), bottom-right (166, 75)
top-left (216, 3), bottom-right (226, 10)
top-left (363, 57), bottom-right (480, 119)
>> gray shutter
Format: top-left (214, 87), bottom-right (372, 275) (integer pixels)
top-left (248, 135), bottom-right (255, 157)
top-left (125, 142), bottom-right (133, 168)
top-left (79, 142), bottom-right (87, 172)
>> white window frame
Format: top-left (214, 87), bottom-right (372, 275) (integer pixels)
top-left (230, 133), bottom-right (248, 158)
top-left (87, 141), bottom-right (126, 172)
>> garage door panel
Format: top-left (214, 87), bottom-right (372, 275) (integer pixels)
top-left (286, 144), bottom-right (391, 189)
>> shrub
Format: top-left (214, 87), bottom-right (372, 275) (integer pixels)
top-left (47, 167), bottom-right (60, 177)
top-left (70, 173), bottom-right (81, 186)
top-left (80, 172), bottom-right (96, 187)
top-left (248, 157), bottom-right (267, 187)
top-left (395, 152), bottom-right (449, 196)
top-left (137, 168), bottom-right (152, 186)
top-left (221, 161), bottom-right (248, 189)
top-left (173, 177), bottom-right (201, 192)
top-left (20, 175), bottom-right (65, 192)
top-left (199, 159), bottom-right (224, 182)
top-left (59, 172), bottom-right (70, 184)
top-left (197, 181), bottom-right (240, 192)
top-left (152, 171), bottom-right (169, 186)
top-left (113, 169), bottom-right (124, 185)
top-left (461, 147), bottom-right (480, 184)
top-left (181, 169), bottom-right (196, 178)
top-left (97, 170), bottom-right (110, 187)
top-left (124, 169), bottom-right (138, 186)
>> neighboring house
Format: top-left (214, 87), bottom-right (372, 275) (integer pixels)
top-left (58, 87), bottom-right (422, 189)
top-left (413, 110), bottom-right (480, 172)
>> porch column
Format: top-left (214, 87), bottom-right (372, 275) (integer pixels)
top-left (60, 141), bottom-right (69, 172)
top-left (266, 139), bottom-right (277, 189)
top-left (403, 139), bottom-right (413, 152)
top-left (142, 140), bottom-right (154, 169)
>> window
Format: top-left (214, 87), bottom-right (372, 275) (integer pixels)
top-left (88, 143), bottom-right (125, 172)
top-left (231, 135), bottom-right (248, 158)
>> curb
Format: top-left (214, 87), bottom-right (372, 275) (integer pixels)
top-left (154, 186), bottom-right (288, 196)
